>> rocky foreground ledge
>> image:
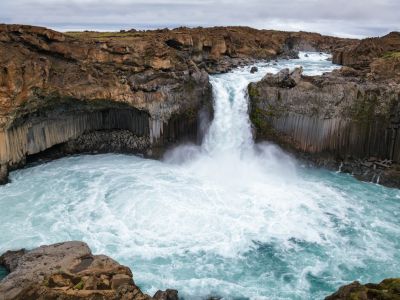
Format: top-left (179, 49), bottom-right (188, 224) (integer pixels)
top-left (1, 241), bottom-right (399, 300)
top-left (0, 241), bottom-right (177, 300)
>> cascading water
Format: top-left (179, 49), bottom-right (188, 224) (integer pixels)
top-left (203, 75), bottom-right (253, 154)
top-left (1, 53), bottom-right (400, 300)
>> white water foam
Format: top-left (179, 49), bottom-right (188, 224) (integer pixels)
top-left (1, 53), bottom-right (400, 299)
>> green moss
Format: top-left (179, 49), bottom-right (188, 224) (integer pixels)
top-left (382, 51), bottom-right (400, 59)
top-left (73, 280), bottom-right (84, 290)
top-left (65, 31), bottom-right (143, 40)
top-left (247, 83), bottom-right (281, 139)
top-left (248, 83), bottom-right (260, 99)
top-left (349, 292), bottom-right (361, 300)
top-left (380, 278), bottom-right (400, 293)
top-left (351, 91), bottom-right (379, 124)
top-left (42, 279), bottom-right (49, 287)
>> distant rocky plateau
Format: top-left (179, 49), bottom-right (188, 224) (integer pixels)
top-left (1, 24), bottom-right (400, 299)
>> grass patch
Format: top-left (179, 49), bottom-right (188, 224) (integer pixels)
top-left (382, 51), bottom-right (400, 59)
top-left (65, 31), bottom-right (145, 40)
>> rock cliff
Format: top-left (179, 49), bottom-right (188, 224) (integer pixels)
top-left (249, 32), bottom-right (400, 187)
top-left (0, 241), bottom-right (178, 300)
top-left (333, 32), bottom-right (400, 71)
top-left (0, 24), bottom-right (214, 183)
top-left (0, 24), bottom-right (353, 184)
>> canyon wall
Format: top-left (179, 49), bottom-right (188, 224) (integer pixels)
top-left (0, 103), bottom-right (150, 166)
top-left (249, 42), bottom-right (400, 186)
top-left (0, 25), bottom-right (215, 183)
top-left (0, 24), bottom-right (354, 183)
top-left (249, 68), bottom-right (400, 159)
top-left (332, 31), bottom-right (400, 70)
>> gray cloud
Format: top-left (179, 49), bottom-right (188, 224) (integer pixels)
top-left (0, 0), bottom-right (399, 38)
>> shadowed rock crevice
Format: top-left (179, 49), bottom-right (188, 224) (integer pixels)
top-left (0, 99), bottom-right (152, 180)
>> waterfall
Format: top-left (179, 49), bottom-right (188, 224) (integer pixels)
top-left (5, 53), bottom-right (397, 300)
top-left (202, 75), bottom-right (254, 155)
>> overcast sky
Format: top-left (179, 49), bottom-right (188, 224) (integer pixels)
top-left (0, 0), bottom-right (399, 38)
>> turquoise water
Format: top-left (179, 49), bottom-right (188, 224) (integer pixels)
top-left (0, 154), bottom-right (399, 299)
top-left (0, 266), bottom-right (8, 280)
top-left (0, 53), bottom-right (399, 299)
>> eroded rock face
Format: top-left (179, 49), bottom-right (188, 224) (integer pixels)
top-left (333, 31), bottom-right (400, 71)
top-left (0, 25), bottom-right (214, 183)
top-left (249, 63), bottom-right (400, 186)
top-left (0, 241), bottom-right (178, 300)
top-left (0, 24), bottom-right (355, 183)
top-left (249, 32), bottom-right (400, 187)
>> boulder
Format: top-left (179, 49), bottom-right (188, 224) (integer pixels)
top-left (261, 67), bottom-right (300, 88)
top-left (0, 241), bottom-right (177, 300)
top-left (153, 289), bottom-right (178, 300)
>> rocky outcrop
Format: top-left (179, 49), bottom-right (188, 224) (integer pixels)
top-left (0, 24), bottom-right (354, 184)
top-left (248, 31), bottom-right (400, 187)
top-left (0, 241), bottom-right (178, 300)
top-left (249, 64), bottom-right (400, 186)
top-left (159, 27), bottom-right (355, 73)
top-left (325, 279), bottom-right (400, 300)
top-left (0, 24), bottom-right (214, 183)
top-left (333, 32), bottom-right (400, 71)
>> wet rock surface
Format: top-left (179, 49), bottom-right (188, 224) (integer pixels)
top-left (250, 66), bottom-right (258, 73)
top-left (0, 241), bottom-right (178, 300)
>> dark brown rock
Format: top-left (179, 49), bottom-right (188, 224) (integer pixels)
top-left (249, 59), bottom-right (400, 187)
top-left (0, 249), bottom-right (26, 272)
top-left (333, 31), bottom-right (400, 73)
top-left (248, 31), bottom-right (400, 187)
top-left (250, 66), bottom-right (258, 73)
top-left (0, 24), bottom-right (355, 184)
top-left (0, 164), bottom-right (8, 185)
top-left (152, 289), bottom-right (178, 300)
top-left (325, 278), bottom-right (400, 300)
